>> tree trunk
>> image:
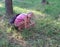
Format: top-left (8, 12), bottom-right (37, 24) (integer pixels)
top-left (42, 0), bottom-right (49, 4)
top-left (5, 0), bottom-right (13, 15)
top-left (42, 0), bottom-right (46, 3)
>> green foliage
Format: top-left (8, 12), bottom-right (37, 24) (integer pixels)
top-left (36, 16), bottom-right (60, 36)
top-left (0, 38), bottom-right (8, 47)
top-left (20, 29), bottom-right (33, 39)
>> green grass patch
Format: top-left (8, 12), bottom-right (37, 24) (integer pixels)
top-left (0, 0), bottom-right (60, 47)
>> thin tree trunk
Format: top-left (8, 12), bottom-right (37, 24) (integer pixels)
top-left (42, 0), bottom-right (49, 4)
top-left (42, 0), bottom-right (46, 3)
top-left (5, 0), bottom-right (13, 15)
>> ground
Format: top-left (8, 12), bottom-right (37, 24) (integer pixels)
top-left (0, 0), bottom-right (60, 47)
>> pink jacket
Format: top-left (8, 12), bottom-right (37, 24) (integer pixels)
top-left (14, 13), bottom-right (27, 26)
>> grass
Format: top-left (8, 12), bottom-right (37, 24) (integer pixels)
top-left (0, 0), bottom-right (5, 16)
top-left (0, 0), bottom-right (60, 47)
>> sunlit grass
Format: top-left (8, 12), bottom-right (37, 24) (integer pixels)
top-left (0, 0), bottom-right (5, 16)
top-left (0, 4), bottom-right (4, 7)
top-left (13, 6), bottom-right (46, 16)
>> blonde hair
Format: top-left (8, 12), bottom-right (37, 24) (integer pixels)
top-left (27, 12), bottom-right (34, 17)
top-left (27, 12), bottom-right (33, 15)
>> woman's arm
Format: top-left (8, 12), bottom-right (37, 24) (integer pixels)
top-left (24, 16), bottom-right (28, 29)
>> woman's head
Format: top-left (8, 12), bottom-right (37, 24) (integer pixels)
top-left (27, 12), bottom-right (34, 18)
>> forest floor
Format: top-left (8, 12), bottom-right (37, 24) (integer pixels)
top-left (0, 0), bottom-right (60, 47)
